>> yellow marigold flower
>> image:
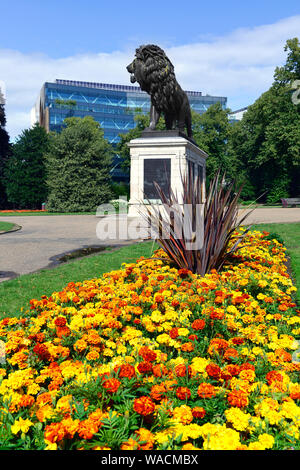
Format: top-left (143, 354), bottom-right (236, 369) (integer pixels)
top-left (11, 417), bottom-right (33, 434)
top-left (178, 328), bottom-right (189, 337)
top-left (257, 433), bottom-right (275, 449)
top-left (248, 441), bottom-right (266, 450)
top-left (172, 405), bottom-right (193, 425)
top-left (201, 424), bottom-right (241, 450)
top-left (225, 407), bottom-right (251, 431)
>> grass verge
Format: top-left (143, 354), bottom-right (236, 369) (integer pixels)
top-left (0, 221), bottom-right (18, 233)
top-left (252, 222), bottom-right (300, 304)
top-left (0, 241), bottom-right (157, 318)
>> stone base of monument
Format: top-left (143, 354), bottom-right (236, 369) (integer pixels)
top-left (127, 130), bottom-right (208, 220)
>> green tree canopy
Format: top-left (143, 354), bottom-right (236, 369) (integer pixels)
top-left (191, 104), bottom-right (234, 182)
top-left (229, 38), bottom-right (300, 203)
top-left (4, 124), bottom-right (48, 209)
top-left (45, 116), bottom-right (113, 212)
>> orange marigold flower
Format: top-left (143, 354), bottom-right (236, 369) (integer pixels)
top-left (152, 363), bottom-right (168, 377)
top-left (120, 438), bottom-right (140, 450)
top-left (133, 396), bottom-right (156, 416)
top-left (102, 378), bottom-right (121, 394)
top-left (266, 370), bottom-right (284, 385)
top-left (176, 386), bottom-right (191, 400)
top-left (181, 342), bottom-right (194, 352)
top-left (44, 422), bottom-right (65, 443)
top-left (150, 384), bottom-right (166, 401)
top-left (191, 319), bottom-right (206, 330)
top-left (197, 383), bottom-right (217, 399)
top-left (174, 363), bottom-right (191, 377)
top-left (56, 326), bottom-right (71, 338)
top-left (86, 350), bottom-right (100, 361)
top-left (135, 428), bottom-right (155, 450)
top-left (115, 364), bottom-right (136, 379)
top-left (224, 348), bottom-right (239, 362)
top-left (78, 419), bottom-right (99, 440)
top-left (227, 389), bottom-right (249, 408)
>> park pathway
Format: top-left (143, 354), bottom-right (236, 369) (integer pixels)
top-left (0, 208), bottom-right (299, 282)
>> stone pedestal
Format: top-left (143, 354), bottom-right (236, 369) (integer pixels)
top-left (127, 131), bottom-right (208, 218)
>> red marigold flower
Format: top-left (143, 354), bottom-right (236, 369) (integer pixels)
top-left (188, 334), bottom-right (198, 341)
top-left (232, 337), bottom-right (245, 345)
top-left (133, 396), bottom-right (156, 416)
top-left (115, 364), bottom-right (136, 379)
top-left (206, 363), bottom-right (221, 378)
top-left (227, 390), bottom-right (249, 408)
top-left (102, 378), bottom-right (121, 394)
top-left (138, 346), bottom-right (157, 362)
top-left (191, 319), bottom-right (206, 331)
top-left (192, 406), bottom-right (206, 419)
top-left (33, 343), bottom-right (51, 362)
top-left (137, 361), bottom-right (153, 374)
top-left (54, 317), bottom-right (67, 327)
top-left (197, 383), bottom-right (217, 399)
top-left (176, 386), bottom-right (191, 400)
top-left (169, 327), bottom-right (179, 339)
top-left (171, 299), bottom-right (180, 307)
top-left (178, 268), bottom-right (190, 279)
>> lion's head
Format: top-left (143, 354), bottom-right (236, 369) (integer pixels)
top-left (126, 45), bottom-right (176, 107)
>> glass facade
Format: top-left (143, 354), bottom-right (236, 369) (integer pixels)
top-left (34, 79), bottom-right (227, 181)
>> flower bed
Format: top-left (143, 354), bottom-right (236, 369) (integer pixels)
top-left (0, 229), bottom-right (299, 450)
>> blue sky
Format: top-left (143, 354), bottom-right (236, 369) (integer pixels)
top-left (1, 1), bottom-right (300, 139)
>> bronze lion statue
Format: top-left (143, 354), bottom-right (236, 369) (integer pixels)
top-left (126, 44), bottom-right (193, 138)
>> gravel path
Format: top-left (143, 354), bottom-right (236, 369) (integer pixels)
top-left (0, 208), bottom-right (299, 282)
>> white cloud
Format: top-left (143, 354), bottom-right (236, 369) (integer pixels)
top-left (1, 15), bottom-right (300, 140)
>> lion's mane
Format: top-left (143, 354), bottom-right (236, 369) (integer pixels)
top-left (133, 45), bottom-right (181, 114)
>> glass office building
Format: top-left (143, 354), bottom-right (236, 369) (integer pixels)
top-left (32, 79), bottom-right (227, 181)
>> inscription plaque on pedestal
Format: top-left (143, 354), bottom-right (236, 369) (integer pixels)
top-left (143, 158), bottom-right (171, 200)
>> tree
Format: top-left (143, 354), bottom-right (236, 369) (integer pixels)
top-left (191, 104), bottom-right (234, 183)
top-left (0, 89), bottom-right (11, 208)
top-left (45, 116), bottom-right (113, 212)
top-left (228, 38), bottom-right (300, 202)
top-left (5, 124), bottom-right (49, 209)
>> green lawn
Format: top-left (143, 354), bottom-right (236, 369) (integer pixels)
top-left (252, 222), bottom-right (300, 304)
top-left (0, 221), bottom-right (17, 232)
top-left (0, 241), bottom-right (157, 318)
top-left (0, 222), bottom-right (299, 319)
